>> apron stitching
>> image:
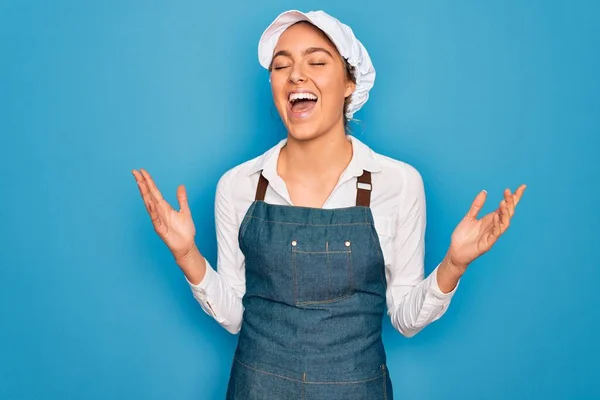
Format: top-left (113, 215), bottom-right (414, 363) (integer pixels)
top-left (292, 250), bottom-right (350, 254)
top-left (234, 357), bottom-right (303, 383)
top-left (296, 292), bottom-right (354, 306)
top-left (292, 246), bottom-right (352, 304)
top-left (326, 242), bottom-right (331, 294)
top-left (239, 201), bottom-right (258, 238)
top-left (235, 357), bottom-right (384, 385)
top-left (368, 220), bottom-right (387, 286)
top-left (347, 247), bottom-right (354, 292)
top-left (302, 372), bottom-right (306, 400)
top-left (245, 216), bottom-right (372, 227)
top-left (305, 372), bottom-right (384, 384)
top-left (382, 364), bottom-right (387, 400)
top-left (292, 247), bottom-right (298, 304)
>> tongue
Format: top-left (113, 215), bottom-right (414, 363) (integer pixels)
top-left (291, 99), bottom-right (316, 113)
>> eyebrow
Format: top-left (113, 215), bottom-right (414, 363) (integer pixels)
top-left (272, 47), bottom-right (334, 61)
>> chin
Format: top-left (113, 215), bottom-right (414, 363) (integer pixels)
top-left (286, 124), bottom-right (323, 142)
top-left (284, 115), bottom-right (339, 143)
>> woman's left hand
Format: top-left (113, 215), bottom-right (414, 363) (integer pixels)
top-left (446, 184), bottom-right (527, 274)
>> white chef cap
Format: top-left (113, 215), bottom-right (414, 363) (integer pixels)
top-left (258, 10), bottom-right (376, 120)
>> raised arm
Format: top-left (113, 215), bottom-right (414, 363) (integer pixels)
top-left (385, 167), bottom-right (457, 337)
top-left (185, 173), bottom-right (246, 334)
top-left (132, 169), bottom-right (245, 334)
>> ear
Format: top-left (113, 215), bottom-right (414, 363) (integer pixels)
top-left (344, 80), bottom-right (356, 98)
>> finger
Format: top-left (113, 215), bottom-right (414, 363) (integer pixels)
top-left (176, 185), bottom-right (190, 213)
top-left (132, 169), bottom-right (143, 183)
top-left (513, 184), bottom-right (527, 206)
top-left (505, 188), bottom-right (515, 218)
top-left (133, 170), bottom-right (157, 206)
top-left (481, 212), bottom-right (500, 253)
top-left (492, 211), bottom-right (501, 237)
top-left (148, 201), bottom-right (166, 235)
top-left (140, 169), bottom-right (164, 201)
top-left (466, 190), bottom-right (487, 220)
top-left (146, 197), bottom-right (160, 222)
top-left (134, 170), bottom-right (166, 229)
top-left (499, 200), bottom-right (510, 233)
top-left (133, 170), bottom-right (150, 195)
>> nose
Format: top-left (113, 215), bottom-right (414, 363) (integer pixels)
top-left (288, 64), bottom-right (306, 84)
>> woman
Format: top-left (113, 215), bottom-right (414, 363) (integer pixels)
top-left (132, 10), bottom-right (526, 399)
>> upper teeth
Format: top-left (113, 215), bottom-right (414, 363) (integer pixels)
top-left (289, 92), bottom-right (317, 102)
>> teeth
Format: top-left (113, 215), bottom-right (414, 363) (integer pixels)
top-left (289, 92), bottom-right (318, 102)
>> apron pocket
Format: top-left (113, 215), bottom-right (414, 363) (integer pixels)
top-left (291, 239), bottom-right (354, 305)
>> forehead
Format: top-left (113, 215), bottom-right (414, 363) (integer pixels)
top-left (273, 22), bottom-right (338, 53)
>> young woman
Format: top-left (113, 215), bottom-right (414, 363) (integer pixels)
top-left (132, 10), bottom-right (526, 399)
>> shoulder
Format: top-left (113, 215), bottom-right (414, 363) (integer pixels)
top-left (356, 141), bottom-right (427, 236)
top-left (369, 148), bottom-right (425, 199)
top-left (376, 153), bottom-right (423, 184)
top-left (368, 148), bottom-right (427, 228)
top-left (215, 156), bottom-right (260, 211)
top-left (350, 135), bottom-right (423, 192)
top-left (217, 156), bottom-right (259, 189)
top-left (215, 140), bottom-right (283, 207)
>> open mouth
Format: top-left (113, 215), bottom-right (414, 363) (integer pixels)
top-left (288, 92), bottom-right (318, 114)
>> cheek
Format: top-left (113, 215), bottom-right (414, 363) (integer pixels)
top-left (270, 76), bottom-right (287, 106)
top-left (314, 76), bottom-right (347, 109)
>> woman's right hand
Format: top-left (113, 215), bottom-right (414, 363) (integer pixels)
top-left (132, 168), bottom-right (196, 261)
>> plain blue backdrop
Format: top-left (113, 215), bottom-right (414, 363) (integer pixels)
top-left (1, 0), bottom-right (598, 399)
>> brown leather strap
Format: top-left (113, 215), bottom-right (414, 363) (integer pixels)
top-left (256, 170), bottom-right (371, 206)
top-left (356, 170), bottom-right (372, 207)
top-left (255, 172), bottom-right (269, 201)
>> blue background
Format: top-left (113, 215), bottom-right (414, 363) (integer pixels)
top-left (1, 1), bottom-right (598, 399)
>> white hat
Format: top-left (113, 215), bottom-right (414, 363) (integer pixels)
top-left (258, 10), bottom-right (376, 119)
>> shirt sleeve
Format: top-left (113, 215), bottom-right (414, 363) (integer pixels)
top-left (186, 172), bottom-right (246, 334)
top-left (386, 166), bottom-right (459, 337)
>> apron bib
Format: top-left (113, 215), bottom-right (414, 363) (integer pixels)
top-left (226, 171), bottom-right (393, 399)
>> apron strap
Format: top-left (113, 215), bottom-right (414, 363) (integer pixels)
top-left (356, 170), bottom-right (372, 207)
top-left (255, 172), bottom-right (269, 201)
top-left (255, 170), bottom-right (372, 207)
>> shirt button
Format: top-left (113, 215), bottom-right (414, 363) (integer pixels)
top-left (291, 240), bottom-right (297, 246)
top-left (345, 241), bottom-right (351, 247)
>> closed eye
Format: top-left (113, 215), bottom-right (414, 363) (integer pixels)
top-left (310, 62), bottom-right (326, 66)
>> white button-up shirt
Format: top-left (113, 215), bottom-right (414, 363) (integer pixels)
top-left (188, 135), bottom-right (458, 336)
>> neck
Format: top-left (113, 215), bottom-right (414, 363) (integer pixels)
top-left (279, 124), bottom-right (352, 179)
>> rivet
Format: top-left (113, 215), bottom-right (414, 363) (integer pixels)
top-left (345, 241), bottom-right (351, 247)
top-left (291, 240), bottom-right (297, 246)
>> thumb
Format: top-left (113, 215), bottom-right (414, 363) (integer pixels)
top-left (465, 190), bottom-right (487, 220)
top-left (176, 185), bottom-right (190, 213)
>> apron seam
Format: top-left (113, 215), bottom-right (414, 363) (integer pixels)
top-left (382, 364), bottom-right (387, 400)
top-left (244, 215), bottom-right (372, 226)
top-left (234, 356), bottom-right (386, 385)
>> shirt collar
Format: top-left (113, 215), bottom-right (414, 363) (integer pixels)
top-left (246, 135), bottom-right (382, 177)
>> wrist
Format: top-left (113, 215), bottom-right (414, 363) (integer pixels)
top-left (173, 242), bottom-right (198, 264)
top-left (442, 252), bottom-right (468, 279)
top-left (174, 244), bottom-right (207, 285)
top-left (434, 254), bottom-right (465, 294)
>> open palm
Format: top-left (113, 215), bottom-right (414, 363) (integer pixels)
top-left (448, 185), bottom-right (527, 270)
top-left (132, 168), bottom-right (196, 260)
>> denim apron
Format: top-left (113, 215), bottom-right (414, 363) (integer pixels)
top-left (226, 170), bottom-right (393, 399)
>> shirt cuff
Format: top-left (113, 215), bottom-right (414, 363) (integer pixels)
top-left (427, 263), bottom-right (460, 300)
top-left (185, 257), bottom-right (217, 295)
